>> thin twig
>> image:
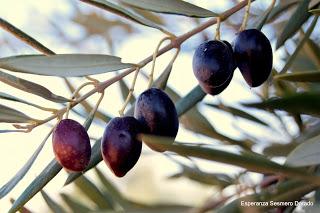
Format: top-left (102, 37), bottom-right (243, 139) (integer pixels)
top-left (0, 0), bottom-right (254, 131)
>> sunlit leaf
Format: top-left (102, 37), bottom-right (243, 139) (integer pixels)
top-left (276, 0), bottom-right (312, 49)
top-left (243, 92), bottom-right (320, 116)
top-left (275, 70), bottom-right (320, 82)
top-left (41, 190), bottom-right (66, 213)
top-left (0, 130), bottom-right (52, 199)
top-left (0, 54), bottom-right (133, 77)
top-left (120, 0), bottom-right (218, 17)
top-left (286, 134), bottom-right (320, 167)
top-left (0, 104), bottom-right (34, 123)
top-left (74, 175), bottom-right (115, 209)
top-left (0, 71), bottom-right (69, 103)
top-left (80, 0), bottom-right (166, 31)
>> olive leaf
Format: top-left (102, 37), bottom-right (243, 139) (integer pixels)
top-left (74, 176), bottom-right (115, 209)
top-left (0, 54), bottom-right (133, 77)
top-left (0, 92), bottom-right (55, 110)
top-left (310, 8), bottom-right (320, 15)
top-left (120, 0), bottom-right (218, 17)
top-left (276, 0), bottom-right (312, 49)
top-left (243, 92), bottom-right (320, 116)
top-left (275, 70), bottom-right (320, 82)
top-left (286, 134), bottom-right (320, 167)
top-left (0, 71), bottom-right (69, 103)
top-left (60, 193), bottom-right (92, 213)
top-left (0, 104), bottom-right (35, 123)
top-left (40, 190), bottom-right (66, 213)
top-left (142, 135), bottom-right (320, 183)
top-left (80, 0), bottom-right (166, 31)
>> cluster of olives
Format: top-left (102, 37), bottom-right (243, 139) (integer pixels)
top-left (52, 88), bottom-right (178, 177)
top-left (193, 29), bottom-right (273, 94)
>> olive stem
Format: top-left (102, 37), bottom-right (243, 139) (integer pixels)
top-left (215, 17), bottom-right (221, 40)
top-left (1, 0), bottom-right (254, 131)
top-left (239, 0), bottom-right (252, 32)
top-left (147, 37), bottom-right (172, 89)
top-left (65, 81), bottom-right (97, 119)
top-left (118, 67), bottom-right (140, 116)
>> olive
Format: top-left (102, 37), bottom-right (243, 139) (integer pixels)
top-left (234, 29), bottom-right (273, 87)
top-left (52, 119), bottom-right (91, 172)
top-left (101, 116), bottom-right (142, 177)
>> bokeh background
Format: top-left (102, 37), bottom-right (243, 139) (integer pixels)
top-left (0, 0), bottom-right (319, 212)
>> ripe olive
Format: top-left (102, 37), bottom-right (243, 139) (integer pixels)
top-left (52, 119), bottom-right (91, 172)
top-left (101, 116), bottom-right (142, 177)
top-left (192, 40), bottom-right (235, 90)
top-left (234, 29), bottom-right (273, 87)
top-left (134, 88), bottom-right (179, 152)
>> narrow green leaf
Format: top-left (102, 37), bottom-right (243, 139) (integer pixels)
top-left (286, 134), bottom-right (320, 167)
top-left (0, 54), bottom-right (133, 77)
top-left (60, 193), bottom-right (92, 213)
top-left (40, 190), bottom-right (66, 213)
top-left (279, 15), bottom-right (319, 74)
top-left (275, 70), bottom-right (320, 82)
top-left (251, 1), bottom-right (276, 30)
top-left (154, 63), bottom-right (173, 90)
top-left (266, 1), bottom-right (298, 23)
top-left (243, 92), bottom-right (320, 116)
top-left (118, 78), bottom-right (135, 105)
top-left (142, 135), bottom-right (320, 183)
top-left (169, 165), bottom-right (233, 187)
top-left (175, 85), bottom-right (206, 116)
top-left (74, 175), bottom-right (115, 209)
top-left (94, 168), bottom-right (131, 208)
top-left (8, 160), bottom-right (62, 213)
top-left (0, 92), bottom-right (54, 110)
top-left (0, 104), bottom-right (34, 123)
top-left (120, 0), bottom-right (218, 17)
top-left (276, 0), bottom-right (312, 49)
top-left (0, 130), bottom-right (52, 199)
top-left (205, 103), bottom-right (269, 127)
top-left (310, 8), bottom-right (320, 15)
top-left (0, 71), bottom-right (69, 103)
top-left (80, 0), bottom-right (165, 31)
top-left (263, 142), bottom-right (299, 157)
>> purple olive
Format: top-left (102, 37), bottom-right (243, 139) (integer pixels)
top-left (234, 29), bottom-right (273, 87)
top-left (134, 88), bottom-right (179, 152)
top-left (101, 116), bottom-right (142, 177)
top-left (192, 40), bottom-right (235, 91)
top-left (199, 70), bottom-right (234, 95)
top-left (52, 119), bottom-right (91, 172)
